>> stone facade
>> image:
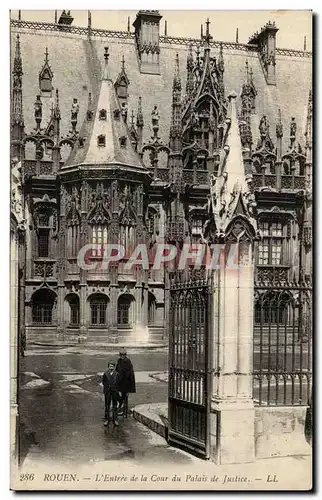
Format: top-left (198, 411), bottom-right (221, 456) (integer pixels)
top-left (10, 11), bottom-right (312, 345)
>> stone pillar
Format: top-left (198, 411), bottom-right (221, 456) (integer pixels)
top-left (142, 284), bottom-right (149, 327)
top-left (210, 235), bottom-right (255, 464)
top-left (57, 284), bottom-right (65, 339)
top-left (79, 283), bottom-right (88, 338)
top-left (10, 227), bottom-right (19, 467)
top-left (109, 263), bottom-right (119, 342)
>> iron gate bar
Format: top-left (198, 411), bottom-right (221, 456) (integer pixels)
top-left (168, 269), bottom-right (212, 458)
top-left (253, 276), bottom-right (312, 407)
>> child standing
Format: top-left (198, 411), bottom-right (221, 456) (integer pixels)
top-left (102, 361), bottom-right (120, 427)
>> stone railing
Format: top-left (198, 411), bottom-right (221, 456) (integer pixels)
top-left (155, 168), bottom-right (169, 183)
top-left (24, 160), bottom-right (54, 177)
top-left (11, 19), bottom-right (312, 58)
top-left (252, 173), bottom-right (306, 190)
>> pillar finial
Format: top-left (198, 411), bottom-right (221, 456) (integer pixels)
top-left (164, 20), bottom-right (167, 36)
top-left (236, 27), bottom-right (239, 43)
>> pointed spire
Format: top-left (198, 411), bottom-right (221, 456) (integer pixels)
top-left (276, 108), bottom-right (283, 138)
top-left (290, 117), bottom-right (297, 149)
top-left (130, 109), bottom-right (135, 127)
top-left (164, 20), bottom-right (167, 36)
top-left (186, 44), bottom-right (194, 101)
top-left (54, 10), bottom-right (57, 23)
top-left (127, 16), bottom-right (130, 33)
top-left (224, 92), bottom-right (247, 189)
top-left (88, 10), bottom-right (92, 38)
top-left (205, 18), bottom-right (213, 47)
top-left (64, 47), bottom-right (144, 171)
top-left (210, 91), bottom-right (253, 233)
top-left (173, 53), bottom-right (181, 92)
top-left (13, 34), bottom-right (22, 80)
top-left (137, 96), bottom-right (144, 128)
top-left (18, 10), bottom-right (21, 21)
top-left (245, 60), bottom-right (249, 82)
top-left (305, 89), bottom-right (312, 153)
top-left (304, 36), bottom-right (307, 51)
top-left (236, 27), bottom-right (239, 43)
top-left (170, 53), bottom-right (182, 147)
top-left (54, 89), bottom-right (61, 120)
top-left (201, 24), bottom-right (204, 39)
top-left (11, 34), bottom-right (24, 158)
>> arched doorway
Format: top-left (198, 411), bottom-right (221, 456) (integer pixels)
top-left (32, 288), bottom-right (56, 325)
top-left (88, 293), bottom-right (108, 326)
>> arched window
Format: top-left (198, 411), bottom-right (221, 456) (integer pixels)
top-left (32, 289), bottom-right (56, 325)
top-left (66, 294), bottom-right (80, 326)
top-left (148, 292), bottom-right (156, 324)
top-left (118, 294), bottom-right (134, 326)
top-left (91, 225), bottom-right (108, 257)
top-left (67, 225), bottom-right (80, 258)
top-left (90, 293), bottom-right (108, 326)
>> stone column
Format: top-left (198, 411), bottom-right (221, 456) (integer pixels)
top-left (109, 263), bottom-right (118, 342)
top-left (10, 228), bottom-right (19, 466)
top-left (79, 282), bottom-right (88, 338)
top-left (210, 234), bottom-right (255, 464)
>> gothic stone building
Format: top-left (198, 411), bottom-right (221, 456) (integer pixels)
top-left (10, 11), bottom-right (312, 345)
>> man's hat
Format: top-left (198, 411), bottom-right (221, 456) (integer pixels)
top-left (119, 347), bottom-right (127, 355)
top-left (108, 360), bottom-right (116, 366)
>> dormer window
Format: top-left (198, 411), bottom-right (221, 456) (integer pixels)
top-left (40, 70), bottom-right (52, 94)
top-left (119, 136), bottom-right (127, 148)
top-left (99, 109), bottom-right (107, 120)
top-left (39, 47), bottom-right (54, 97)
top-left (97, 135), bottom-right (106, 147)
top-left (87, 110), bottom-right (93, 121)
top-left (113, 109), bottom-right (120, 120)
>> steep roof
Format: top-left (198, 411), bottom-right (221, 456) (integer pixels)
top-left (64, 46), bottom-right (144, 170)
top-left (10, 23), bottom-right (312, 164)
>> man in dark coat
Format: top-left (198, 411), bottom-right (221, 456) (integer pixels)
top-left (116, 348), bottom-right (136, 415)
top-left (102, 361), bottom-right (120, 427)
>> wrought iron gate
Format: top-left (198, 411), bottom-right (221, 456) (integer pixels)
top-left (253, 273), bottom-right (312, 406)
top-left (168, 270), bottom-right (212, 458)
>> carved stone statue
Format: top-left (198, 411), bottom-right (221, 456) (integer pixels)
top-left (71, 98), bottom-right (79, 121)
top-left (34, 95), bottom-right (42, 123)
top-left (151, 105), bottom-right (159, 128)
top-left (121, 102), bottom-right (128, 122)
top-left (190, 109), bottom-right (199, 129)
top-left (290, 117), bottom-right (297, 140)
top-left (259, 115), bottom-right (268, 138)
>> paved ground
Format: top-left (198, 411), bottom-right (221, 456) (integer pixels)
top-left (19, 346), bottom-right (194, 467)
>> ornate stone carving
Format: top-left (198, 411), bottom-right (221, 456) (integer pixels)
top-left (87, 182), bottom-right (111, 225)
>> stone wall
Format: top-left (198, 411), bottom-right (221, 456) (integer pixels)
top-left (254, 406), bottom-right (311, 459)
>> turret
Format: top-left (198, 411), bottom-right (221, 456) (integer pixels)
top-left (133, 10), bottom-right (162, 74)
